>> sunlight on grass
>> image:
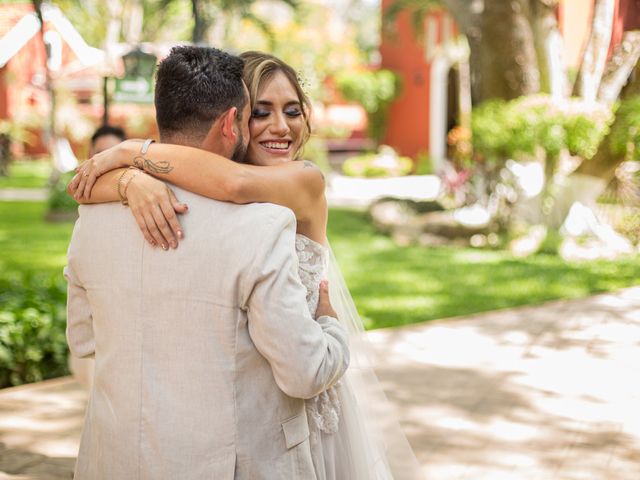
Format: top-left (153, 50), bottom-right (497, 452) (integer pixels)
top-left (451, 249), bottom-right (507, 264)
top-left (0, 160), bottom-right (52, 189)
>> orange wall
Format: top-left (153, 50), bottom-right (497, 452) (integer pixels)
top-left (0, 66), bottom-right (7, 119)
top-left (559, 0), bottom-right (594, 69)
top-left (380, 0), bottom-right (430, 158)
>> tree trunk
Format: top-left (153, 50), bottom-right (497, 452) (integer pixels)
top-left (572, 0), bottom-right (616, 101)
top-left (124, 0), bottom-right (143, 44)
top-left (457, 52), bottom-right (473, 133)
top-left (191, 0), bottom-right (208, 45)
top-left (540, 56), bottom-right (640, 229)
top-left (598, 30), bottom-right (640, 104)
top-left (531, 0), bottom-right (567, 98)
top-left (0, 134), bottom-right (10, 177)
top-left (105, 0), bottom-right (123, 47)
top-left (576, 58), bottom-right (640, 180)
top-left (478, 0), bottom-right (540, 101)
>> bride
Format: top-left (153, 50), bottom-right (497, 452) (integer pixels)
top-left (69, 50), bottom-right (421, 480)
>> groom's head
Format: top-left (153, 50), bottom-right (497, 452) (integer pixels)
top-left (154, 46), bottom-right (250, 161)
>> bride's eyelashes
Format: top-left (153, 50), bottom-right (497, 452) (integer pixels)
top-left (284, 108), bottom-right (302, 117)
top-left (251, 107), bottom-right (303, 119)
top-left (251, 108), bottom-right (269, 118)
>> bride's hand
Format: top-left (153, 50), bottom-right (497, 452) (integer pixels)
top-left (71, 140), bottom-right (139, 200)
top-left (315, 281), bottom-right (337, 319)
top-left (126, 172), bottom-right (188, 249)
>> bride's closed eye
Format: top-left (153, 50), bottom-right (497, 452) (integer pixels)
top-left (284, 107), bottom-right (302, 117)
top-left (251, 108), bottom-right (270, 118)
top-left (251, 105), bottom-right (302, 119)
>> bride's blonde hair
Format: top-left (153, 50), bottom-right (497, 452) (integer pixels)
top-left (240, 51), bottom-right (311, 160)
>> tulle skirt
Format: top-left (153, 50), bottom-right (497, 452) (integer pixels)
top-left (307, 374), bottom-right (420, 480)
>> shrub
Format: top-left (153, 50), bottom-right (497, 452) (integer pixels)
top-left (0, 271), bottom-right (69, 388)
top-left (301, 136), bottom-right (331, 173)
top-left (414, 151), bottom-right (434, 175)
top-left (472, 95), bottom-right (611, 167)
top-left (335, 69), bottom-right (402, 144)
top-left (47, 171), bottom-right (78, 212)
top-left (537, 228), bottom-right (564, 255)
top-left (609, 95), bottom-right (640, 161)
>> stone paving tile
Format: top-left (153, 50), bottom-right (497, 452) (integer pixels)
top-left (368, 286), bottom-right (640, 479)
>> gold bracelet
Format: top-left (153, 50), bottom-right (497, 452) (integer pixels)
top-left (122, 167), bottom-right (143, 206)
top-left (117, 168), bottom-right (130, 205)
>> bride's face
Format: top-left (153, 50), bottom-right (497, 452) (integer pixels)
top-left (246, 71), bottom-right (305, 166)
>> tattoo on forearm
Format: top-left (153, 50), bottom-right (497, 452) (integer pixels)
top-left (133, 155), bottom-right (174, 175)
top-left (303, 160), bottom-right (325, 180)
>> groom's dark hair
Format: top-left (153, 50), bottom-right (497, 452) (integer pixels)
top-left (154, 45), bottom-right (247, 142)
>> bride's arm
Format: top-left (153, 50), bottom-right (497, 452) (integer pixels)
top-left (71, 140), bottom-right (325, 222)
top-left (68, 140), bottom-right (326, 248)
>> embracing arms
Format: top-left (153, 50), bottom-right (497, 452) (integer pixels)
top-left (68, 140), bottom-right (326, 247)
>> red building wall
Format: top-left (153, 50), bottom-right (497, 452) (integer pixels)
top-left (0, 66), bottom-right (8, 119)
top-left (380, 0), bottom-right (431, 159)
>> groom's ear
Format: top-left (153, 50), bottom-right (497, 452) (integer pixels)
top-left (201, 107), bottom-right (237, 154)
top-left (220, 107), bottom-right (239, 144)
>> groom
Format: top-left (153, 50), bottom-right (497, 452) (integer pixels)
top-left (65, 46), bottom-right (349, 479)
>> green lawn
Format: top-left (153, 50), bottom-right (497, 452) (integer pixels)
top-left (327, 208), bottom-right (640, 329)
top-left (0, 202), bottom-right (72, 276)
top-left (0, 160), bottom-right (52, 189)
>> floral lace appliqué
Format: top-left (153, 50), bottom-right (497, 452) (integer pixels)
top-left (295, 234), bottom-right (326, 315)
top-left (295, 234), bottom-right (341, 434)
top-left (306, 382), bottom-right (342, 434)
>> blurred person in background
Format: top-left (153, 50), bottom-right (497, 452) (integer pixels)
top-left (68, 123), bottom-right (126, 390)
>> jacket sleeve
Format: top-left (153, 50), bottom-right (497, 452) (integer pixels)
top-left (244, 209), bottom-right (350, 399)
top-left (64, 256), bottom-right (96, 359)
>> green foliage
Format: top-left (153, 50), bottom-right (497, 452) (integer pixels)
top-left (564, 114), bottom-right (605, 160)
top-left (0, 201), bottom-right (74, 388)
top-left (537, 228), bottom-right (563, 255)
top-left (335, 69), bottom-right (402, 143)
top-left (609, 96), bottom-right (640, 161)
top-left (0, 272), bottom-right (69, 388)
top-left (472, 95), bottom-right (611, 168)
top-left (342, 150), bottom-right (413, 177)
top-left (612, 209), bottom-right (640, 245)
top-left (382, 0), bottom-right (442, 39)
top-left (47, 172), bottom-right (78, 212)
top-left (301, 136), bottom-right (330, 173)
top-left (0, 119), bottom-right (35, 145)
top-left (414, 151), bottom-right (434, 175)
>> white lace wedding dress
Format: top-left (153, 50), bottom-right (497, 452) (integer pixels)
top-left (295, 234), bottom-right (421, 480)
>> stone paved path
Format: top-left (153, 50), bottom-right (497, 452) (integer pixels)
top-left (1, 287), bottom-right (640, 479)
top-left (0, 189), bottom-right (47, 202)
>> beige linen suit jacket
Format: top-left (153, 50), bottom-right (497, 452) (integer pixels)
top-left (65, 187), bottom-right (350, 480)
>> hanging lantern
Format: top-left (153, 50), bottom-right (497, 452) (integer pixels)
top-left (113, 48), bottom-right (157, 104)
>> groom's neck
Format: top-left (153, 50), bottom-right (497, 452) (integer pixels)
top-left (159, 128), bottom-right (229, 158)
top-left (159, 131), bottom-right (203, 150)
